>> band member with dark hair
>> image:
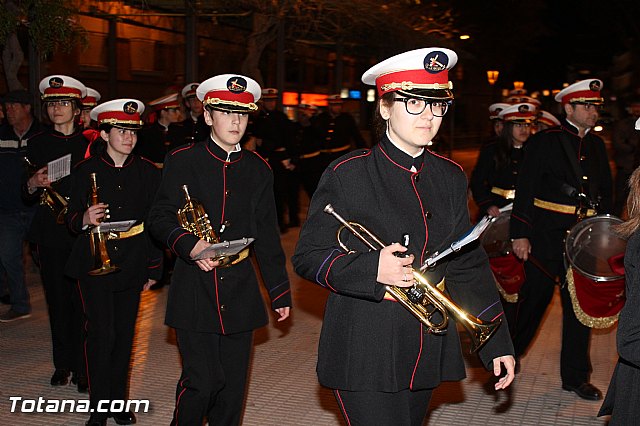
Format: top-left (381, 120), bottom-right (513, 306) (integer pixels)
top-left (510, 79), bottom-right (613, 401)
top-left (148, 74), bottom-right (291, 426)
top-left (471, 103), bottom-right (536, 328)
top-left (135, 93), bottom-right (182, 167)
top-left (65, 99), bottom-right (161, 426)
top-left (24, 75), bottom-right (89, 391)
top-left (292, 48), bottom-right (515, 426)
top-left (600, 140), bottom-right (640, 423)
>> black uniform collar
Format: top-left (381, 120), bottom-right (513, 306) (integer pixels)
top-left (205, 136), bottom-right (242, 163)
top-left (561, 117), bottom-right (590, 137)
top-left (100, 150), bottom-right (134, 168)
top-left (378, 133), bottom-right (424, 172)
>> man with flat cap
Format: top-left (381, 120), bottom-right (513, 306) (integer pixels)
top-left (510, 79), bottom-right (613, 400)
top-left (0, 90), bottom-right (41, 322)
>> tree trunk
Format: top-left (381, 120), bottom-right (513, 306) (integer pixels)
top-left (2, 32), bottom-right (25, 91)
top-left (241, 12), bottom-right (278, 86)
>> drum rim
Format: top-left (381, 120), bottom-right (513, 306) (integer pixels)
top-left (564, 214), bottom-right (625, 282)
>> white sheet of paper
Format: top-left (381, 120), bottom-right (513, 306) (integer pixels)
top-left (47, 154), bottom-right (72, 182)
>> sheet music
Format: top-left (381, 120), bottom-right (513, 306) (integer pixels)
top-left (192, 238), bottom-right (255, 261)
top-left (47, 154), bottom-right (72, 182)
top-left (91, 220), bottom-right (136, 234)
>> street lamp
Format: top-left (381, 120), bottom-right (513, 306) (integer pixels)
top-left (487, 70), bottom-right (499, 86)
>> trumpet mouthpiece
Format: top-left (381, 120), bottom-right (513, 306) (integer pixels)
top-left (324, 204), bottom-right (334, 214)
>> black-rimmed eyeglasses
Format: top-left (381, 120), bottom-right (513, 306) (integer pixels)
top-left (394, 97), bottom-right (451, 117)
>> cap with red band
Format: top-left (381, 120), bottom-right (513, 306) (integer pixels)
top-left (537, 110), bottom-right (561, 127)
top-left (196, 74), bottom-right (261, 113)
top-left (181, 83), bottom-right (200, 99)
top-left (82, 87), bottom-right (101, 109)
top-left (90, 99), bottom-right (145, 129)
top-left (554, 79), bottom-right (604, 105)
top-left (498, 103), bottom-right (537, 123)
top-left (362, 47), bottom-right (457, 101)
top-left (149, 93), bottom-right (180, 111)
top-left (39, 75), bottom-right (87, 101)
top-left (489, 103), bottom-right (511, 120)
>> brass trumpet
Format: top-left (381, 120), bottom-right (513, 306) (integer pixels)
top-left (88, 173), bottom-right (119, 276)
top-left (324, 204), bottom-right (501, 353)
top-left (25, 157), bottom-right (68, 224)
top-left (177, 185), bottom-right (249, 267)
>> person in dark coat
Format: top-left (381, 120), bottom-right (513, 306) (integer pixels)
top-left (148, 74), bottom-right (292, 426)
top-left (471, 102), bottom-right (536, 218)
top-left (470, 102), bottom-right (536, 330)
top-left (599, 152), bottom-right (640, 424)
top-left (316, 94), bottom-right (368, 169)
top-left (510, 79), bottom-right (613, 401)
top-left (294, 103), bottom-right (324, 198)
top-left (79, 87), bottom-right (101, 130)
top-left (24, 75), bottom-right (89, 391)
top-left (252, 88), bottom-right (299, 231)
top-left (168, 82), bottom-right (209, 147)
top-left (134, 93), bottom-right (181, 167)
top-left (292, 48), bottom-right (515, 426)
top-left (65, 99), bottom-right (161, 426)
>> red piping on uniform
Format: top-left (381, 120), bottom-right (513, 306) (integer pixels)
top-left (324, 253), bottom-right (347, 292)
top-left (377, 145), bottom-right (411, 172)
top-left (333, 150), bottom-right (371, 171)
top-left (272, 289), bottom-right (291, 303)
top-left (409, 323), bottom-right (425, 389)
top-left (76, 281), bottom-right (91, 394)
top-left (174, 378), bottom-right (188, 425)
top-left (411, 174), bottom-right (429, 263)
top-left (171, 144), bottom-right (194, 156)
top-left (334, 390), bottom-right (352, 426)
top-left (214, 269), bottom-right (225, 334)
top-left (511, 213), bottom-right (530, 226)
top-left (250, 150), bottom-right (271, 170)
top-left (221, 162), bottom-right (227, 225)
top-left (171, 232), bottom-right (190, 253)
top-left (491, 311), bottom-right (504, 322)
top-left (427, 149), bottom-right (463, 171)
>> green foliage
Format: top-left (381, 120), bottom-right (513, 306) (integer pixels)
top-left (0, 0), bottom-right (86, 56)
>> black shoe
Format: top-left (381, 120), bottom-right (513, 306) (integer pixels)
top-left (50, 368), bottom-right (70, 386)
top-left (562, 382), bottom-right (602, 400)
top-left (74, 376), bottom-right (88, 393)
top-left (85, 414), bottom-right (107, 426)
top-left (0, 294), bottom-right (10, 304)
top-left (111, 411), bottom-right (137, 425)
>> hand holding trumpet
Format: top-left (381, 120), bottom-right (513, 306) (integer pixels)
top-left (377, 243), bottom-right (415, 288)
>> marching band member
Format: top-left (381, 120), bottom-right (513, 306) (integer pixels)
top-left (148, 74), bottom-right (291, 426)
top-left (80, 87), bottom-right (101, 130)
top-left (25, 75), bottom-right (89, 392)
top-left (65, 99), bottom-right (162, 426)
top-left (510, 79), bottom-right (613, 400)
top-left (135, 93), bottom-right (182, 167)
top-left (292, 48), bottom-right (515, 426)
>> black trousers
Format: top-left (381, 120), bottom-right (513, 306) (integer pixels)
top-left (512, 257), bottom-right (591, 386)
top-left (38, 245), bottom-right (85, 375)
top-left (334, 388), bottom-right (433, 426)
top-left (173, 328), bottom-right (253, 426)
top-left (78, 281), bottom-right (140, 419)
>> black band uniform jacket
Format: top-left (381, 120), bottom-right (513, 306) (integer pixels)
top-left (470, 142), bottom-right (524, 214)
top-left (25, 127), bottom-right (89, 248)
top-left (292, 135), bottom-right (514, 392)
top-left (65, 152), bottom-right (163, 289)
top-left (148, 138), bottom-right (292, 334)
top-left (510, 118), bottom-right (613, 260)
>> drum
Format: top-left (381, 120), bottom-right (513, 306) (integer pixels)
top-left (480, 211), bottom-right (525, 302)
top-left (564, 215), bottom-right (627, 328)
top-left (480, 210), bottom-right (512, 258)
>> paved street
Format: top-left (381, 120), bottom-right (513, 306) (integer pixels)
top-left (0, 148), bottom-right (619, 425)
